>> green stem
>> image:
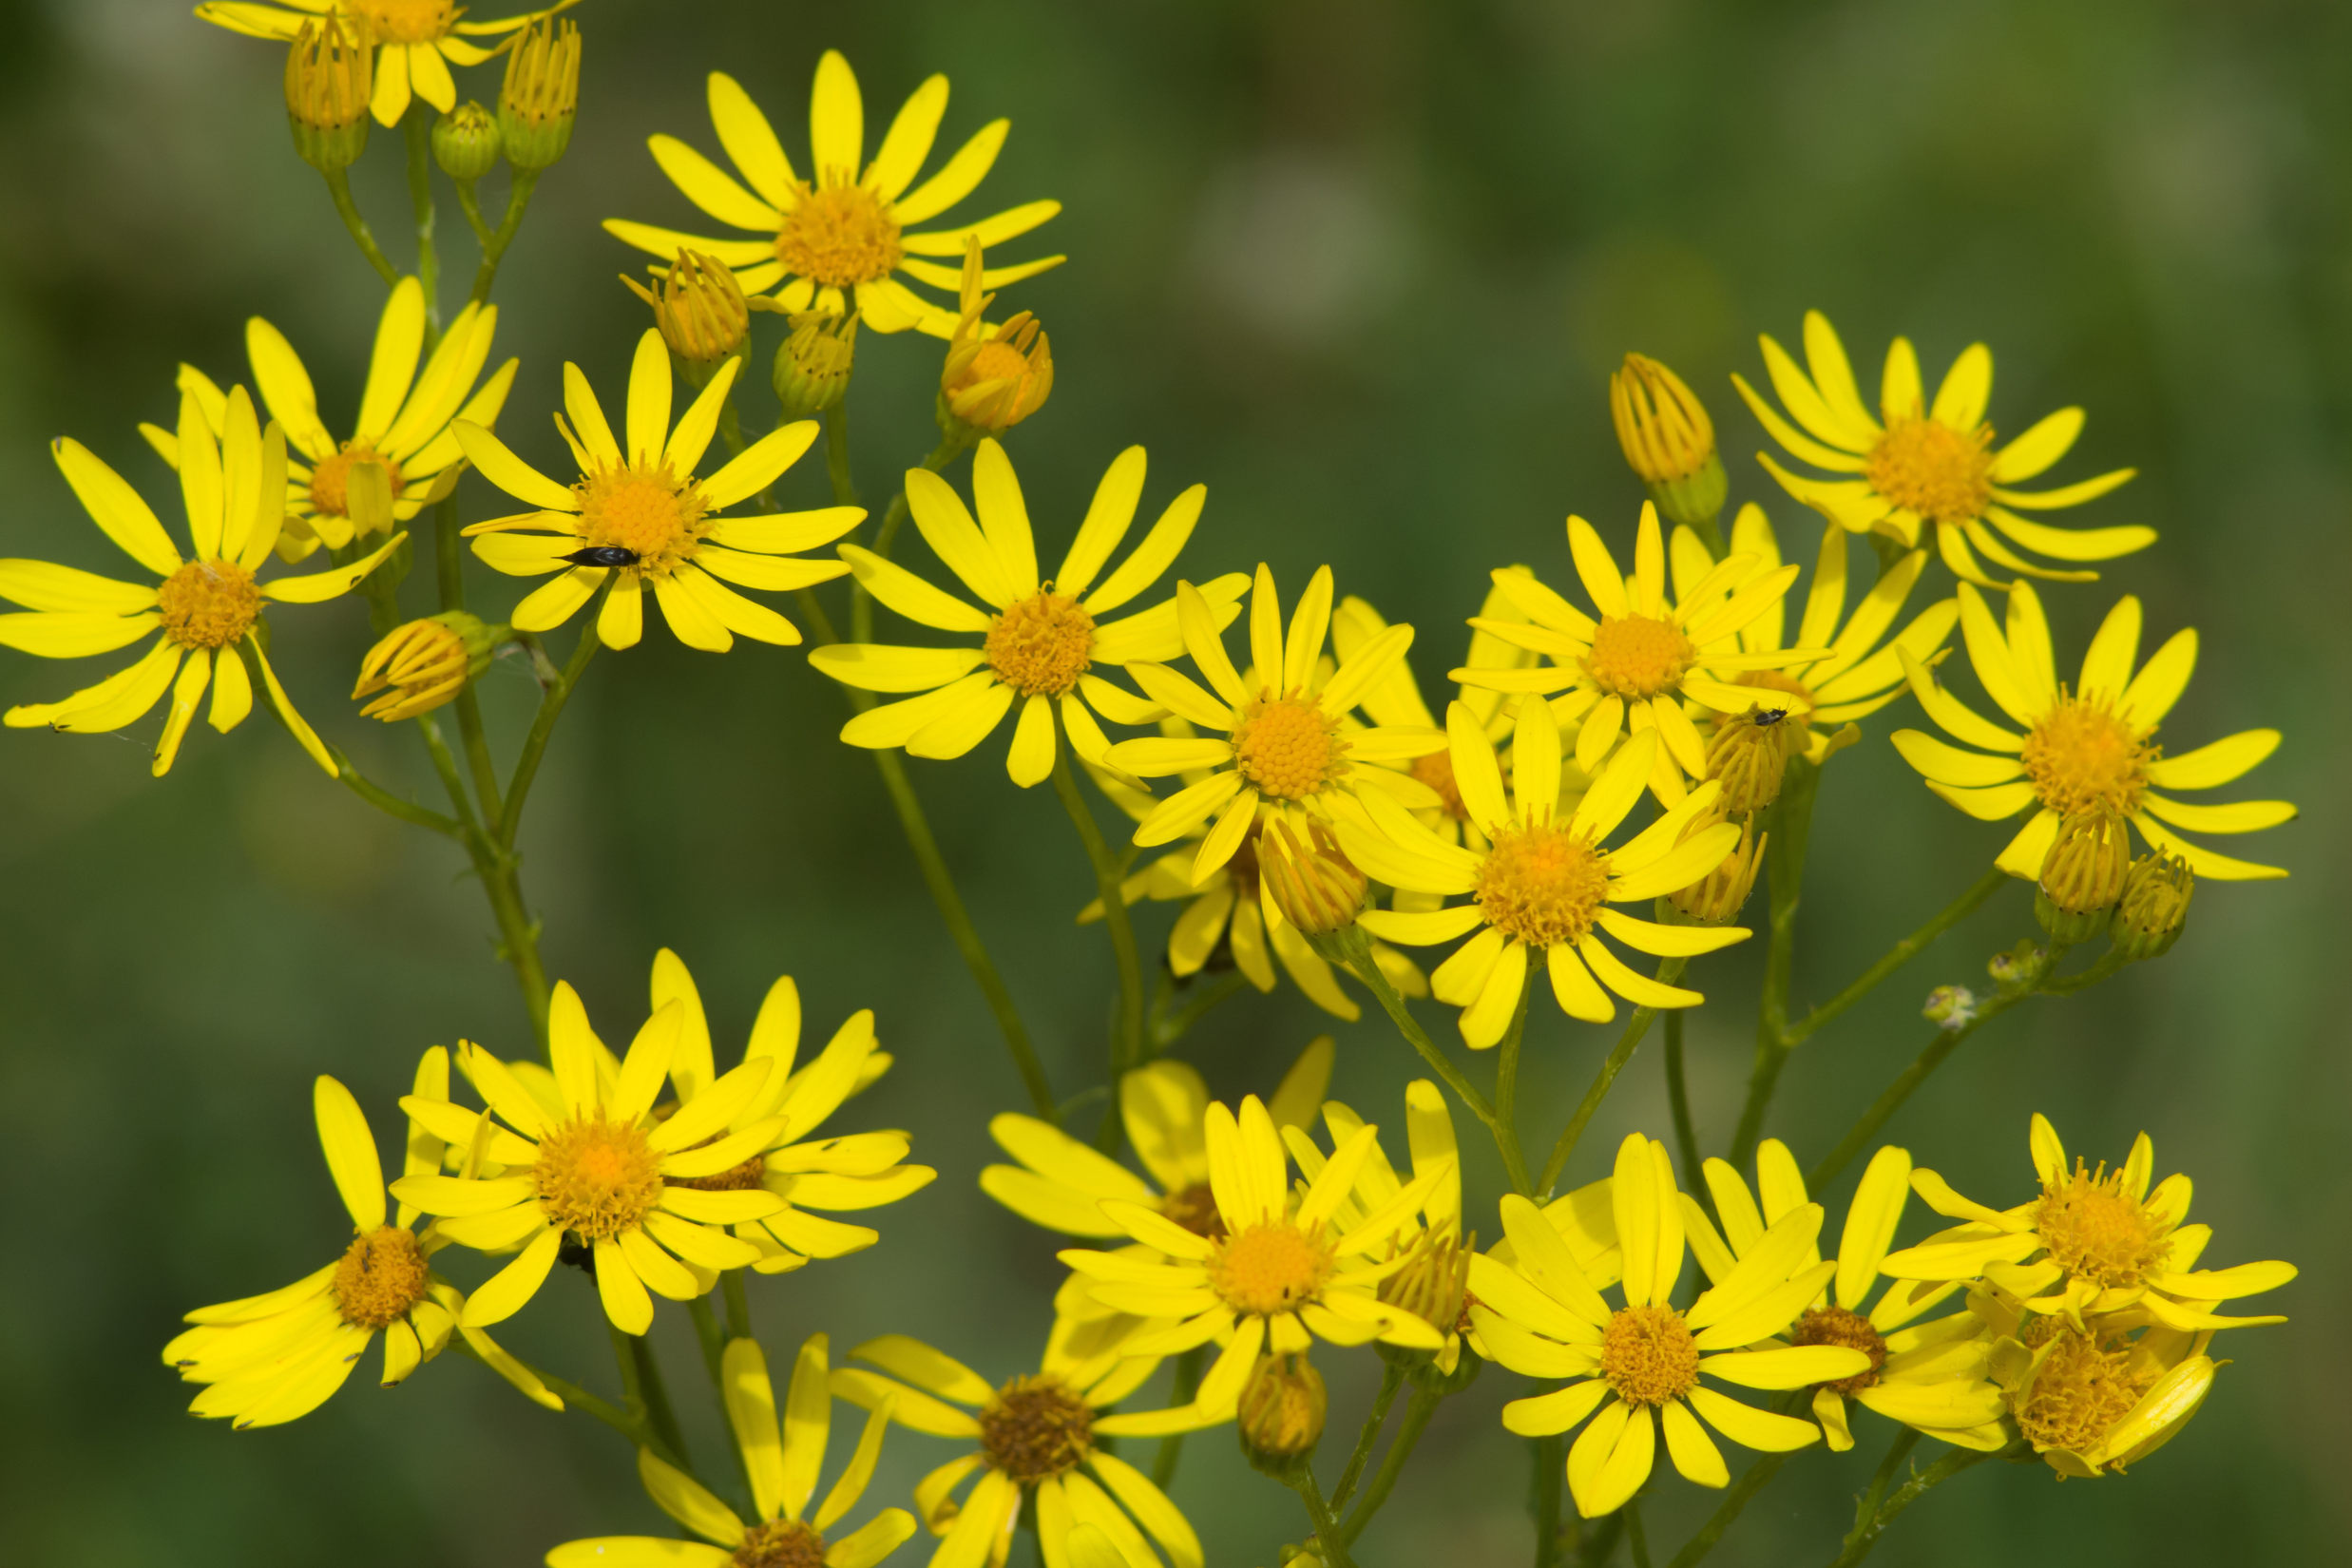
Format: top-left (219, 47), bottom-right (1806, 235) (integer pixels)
top-left (432, 497), bottom-right (505, 823)
top-left (619, 1326), bottom-right (689, 1472)
top-left (1340, 1382), bottom-right (1441, 1545)
top-left (1665, 1452), bottom-right (1789, 1568)
top-left (1730, 761), bottom-right (1820, 1167)
top-left (848, 436), bottom-right (961, 645)
top-left (1532, 1435), bottom-right (1563, 1568)
top-left (1050, 732), bottom-right (1145, 1111)
top-left (453, 176), bottom-right (496, 250)
top-left (1778, 868), bottom-right (2010, 1049)
top-left (1539, 959), bottom-right (1688, 1196)
top-left (1287, 1465), bottom-right (1358, 1568)
top-left (2040, 947), bottom-right (2132, 995)
top-left (1807, 985), bottom-right (2036, 1192)
top-left (1150, 1347), bottom-right (1204, 1488)
top-left (1331, 1362), bottom-right (1406, 1511)
top-left (825, 401), bottom-right (859, 507)
top-left (452, 1337), bottom-right (634, 1444)
top-left (401, 105), bottom-right (440, 342)
top-left (326, 742), bottom-right (460, 836)
top-left (1825, 1441), bottom-right (2022, 1567)
top-left (686, 1295), bottom-right (726, 1388)
top-left (1664, 1009), bottom-right (1701, 1193)
top-left (1626, 1501), bottom-right (1653, 1568)
top-left (321, 167), bottom-right (399, 285)
top-left (1150, 971), bottom-right (1249, 1053)
top-left (1572, 1512), bottom-right (1624, 1568)
top-left (468, 166), bottom-right (539, 305)
top-left (723, 1272), bottom-right (753, 1342)
top-left (498, 615), bottom-right (600, 852)
top-left (1845, 1429), bottom-right (1920, 1554)
top-left (1495, 981), bottom-right (1534, 1183)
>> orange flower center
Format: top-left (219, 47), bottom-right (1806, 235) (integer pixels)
top-left (532, 1117), bottom-right (663, 1241)
top-left (575, 465), bottom-right (710, 578)
top-left (309, 441), bottom-right (405, 520)
top-left (1475, 821), bottom-right (1610, 949)
top-left (776, 183), bottom-right (904, 289)
top-left (1581, 613), bottom-right (1696, 699)
top-left (1413, 747), bottom-right (1468, 821)
top-left (1599, 1304), bottom-right (1699, 1405)
top-left (2019, 691), bottom-right (2154, 817)
top-left (985, 590), bottom-right (1095, 697)
top-left (2014, 1316), bottom-right (2151, 1458)
top-left (1233, 692), bottom-right (1348, 801)
top-left (979, 1374), bottom-right (1095, 1485)
top-left (1210, 1221), bottom-right (1335, 1316)
top-left (348, 0), bottom-right (456, 46)
top-left (331, 1226), bottom-right (430, 1329)
top-left (1864, 415), bottom-right (1994, 525)
top-left (158, 559), bottom-right (262, 650)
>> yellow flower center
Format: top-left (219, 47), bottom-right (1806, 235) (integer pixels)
top-left (775, 183), bottom-right (904, 289)
top-left (348, 0), bottom-right (456, 45)
top-left (531, 1117), bottom-right (664, 1241)
top-left (575, 465), bottom-right (711, 579)
top-left (1789, 1305), bottom-right (1889, 1395)
top-left (331, 1225), bottom-right (430, 1329)
top-left (1210, 1220), bottom-right (1336, 1316)
top-left (731, 1520), bottom-right (827, 1568)
top-left (308, 442), bottom-right (406, 519)
top-left (979, 1374), bottom-right (1095, 1485)
top-left (963, 341), bottom-right (1033, 386)
top-left (2014, 1316), bottom-right (2151, 1457)
top-left (1233, 692), bottom-right (1348, 801)
top-left (1581, 613), bottom-right (1697, 699)
top-left (2019, 691), bottom-right (2155, 817)
top-left (1412, 747), bottom-right (1468, 821)
top-left (985, 590), bottom-right (1096, 697)
top-left (1474, 821), bottom-right (1611, 948)
top-left (1864, 415), bottom-right (1994, 526)
top-left (158, 559), bottom-right (262, 650)
top-left (1599, 1304), bottom-right (1700, 1405)
top-left (1160, 1180), bottom-right (1227, 1240)
top-left (2036, 1158), bottom-right (2174, 1290)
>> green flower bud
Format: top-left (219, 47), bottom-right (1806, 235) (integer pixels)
top-left (432, 102), bottom-right (502, 182)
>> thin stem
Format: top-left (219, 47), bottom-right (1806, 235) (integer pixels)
top-left (321, 167), bottom-right (399, 285)
top-left (1150, 971), bottom-right (1249, 1053)
top-left (1286, 1464), bottom-right (1358, 1568)
top-left (686, 1295), bottom-right (727, 1388)
top-left (1539, 959), bottom-right (1688, 1196)
top-left (416, 714), bottom-right (482, 833)
top-left (1050, 733), bottom-right (1145, 1104)
top-left (326, 743), bottom-right (461, 836)
top-left (1331, 1362), bottom-right (1406, 1510)
top-left (1663, 1009), bottom-right (1701, 1193)
top-left (401, 105), bottom-right (440, 341)
top-left (433, 496), bottom-right (505, 823)
top-left (1825, 1441), bottom-right (2020, 1567)
top-left (1778, 867), bottom-right (2009, 1049)
top-left (1663, 1391), bottom-right (1807, 1568)
top-left (1845, 1429), bottom-right (1920, 1553)
top-left (468, 166), bottom-right (539, 305)
top-left (1626, 1501), bottom-right (1653, 1568)
top-left (1731, 761), bottom-right (1818, 1167)
top-left (621, 1328), bottom-right (690, 1471)
top-left (1572, 1511), bottom-right (1624, 1568)
top-left (1150, 1347), bottom-right (1203, 1488)
top-left (825, 401), bottom-right (859, 507)
top-left (452, 1337), bottom-right (635, 1444)
top-left (2040, 947), bottom-right (2132, 995)
top-left (453, 176), bottom-right (496, 250)
top-left (1807, 989), bottom-right (2030, 1192)
top-left (1340, 1382), bottom-right (1441, 1545)
top-left (848, 436), bottom-right (961, 645)
top-left (1494, 981), bottom-right (1534, 1181)
top-left (499, 615), bottom-right (600, 851)
top-left (1532, 1435), bottom-right (1563, 1568)
top-left (723, 1272), bottom-right (753, 1343)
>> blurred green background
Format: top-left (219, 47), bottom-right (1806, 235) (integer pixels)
top-left (0, 0), bottom-right (2342, 1563)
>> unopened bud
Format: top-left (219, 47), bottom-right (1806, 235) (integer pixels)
top-left (2111, 852), bottom-right (2192, 961)
top-left (1260, 818), bottom-right (1367, 936)
top-left (1987, 940), bottom-right (2044, 991)
top-left (773, 312), bottom-right (859, 419)
top-left (939, 238), bottom-right (1052, 442)
top-left (284, 16), bottom-right (372, 173)
top-left (1238, 1353), bottom-right (1326, 1472)
top-left (432, 102), bottom-right (502, 181)
top-left (1612, 353), bottom-right (1726, 534)
top-left (1378, 1225), bottom-right (1470, 1343)
top-left (498, 18), bottom-right (579, 171)
top-left (2035, 812), bottom-right (2130, 943)
top-left (624, 251), bottom-right (750, 382)
top-left (354, 612), bottom-right (498, 721)
top-left (1705, 695), bottom-right (1807, 813)
top-left (1922, 985), bottom-right (1977, 1029)
top-left (1669, 811), bottom-right (1765, 925)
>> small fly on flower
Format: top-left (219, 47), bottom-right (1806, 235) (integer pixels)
top-left (561, 545), bottom-right (641, 567)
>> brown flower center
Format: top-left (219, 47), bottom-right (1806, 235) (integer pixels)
top-left (2014, 1316), bottom-right (2151, 1458)
top-left (1233, 692), bottom-right (1348, 801)
top-left (985, 590), bottom-right (1095, 697)
top-left (2020, 691), bottom-right (2154, 818)
top-left (332, 1226), bottom-right (430, 1329)
top-left (776, 183), bottom-right (904, 289)
top-left (532, 1117), bottom-right (664, 1241)
top-left (348, 0), bottom-right (456, 46)
top-left (979, 1375), bottom-right (1095, 1485)
top-left (1864, 415), bottom-right (1995, 525)
top-left (1412, 747), bottom-right (1468, 821)
top-left (1160, 1181), bottom-right (1227, 1240)
top-left (1790, 1305), bottom-right (1890, 1395)
top-left (1581, 613), bottom-right (1698, 700)
top-left (158, 559), bottom-right (262, 650)
top-left (575, 466), bottom-right (710, 577)
top-left (1475, 822), bottom-right (1610, 949)
top-left (729, 1520), bottom-right (826, 1568)
top-left (2036, 1158), bottom-right (2175, 1290)
top-left (1210, 1221), bottom-right (1335, 1316)
top-left (308, 442), bottom-right (405, 520)
top-left (1599, 1304), bottom-right (1700, 1406)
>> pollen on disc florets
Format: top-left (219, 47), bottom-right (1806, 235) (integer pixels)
top-left (776, 182), bottom-right (904, 288)
top-left (1581, 613), bottom-right (1699, 699)
top-left (1475, 821), bottom-right (1611, 948)
top-left (532, 1117), bottom-right (664, 1241)
top-left (985, 590), bottom-right (1095, 697)
top-left (1864, 415), bottom-right (1995, 525)
top-left (2020, 691), bottom-right (2155, 818)
top-left (1233, 692), bottom-right (1349, 801)
top-left (979, 1374), bottom-right (1095, 1485)
top-left (1790, 1305), bottom-right (1889, 1395)
top-left (731, 1519), bottom-right (827, 1568)
top-left (1599, 1304), bottom-right (1700, 1405)
top-left (2036, 1158), bottom-right (2174, 1289)
top-left (309, 442), bottom-right (406, 519)
top-left (576, 465), bottom-right (710, 577)
top-left (1161, 1180), bottom-right (1227, 1240)
top-left (2014, 1315), bottom-right (2151, 1458)
top-left (1210, 1221), bottom-right (1336, 1316)
top-left (332, 1225), bottom-right (431, 1329)
top-left (350, 0), bottom-right (457, 45)
top-left (158, 559), bottom-right (263, 650)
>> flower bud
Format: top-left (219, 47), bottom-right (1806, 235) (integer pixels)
top-left (624, 251), bottom-right (750, 384)
top-left (1238, 1353), bottom-right (1326, 1472)
top-left (1987, 940), bottom-right (2044, 991)
top-left (2035, 811), bottom-right (2130, 944)
top-left (432, 101), bottom-right (502, 182)
top-left (1669, 811), bottom-right (1766, 925)
top-left (1611, 353), bottom-right (1726, 534)
top-left (1922, 985), bottom-right (1977, 1029)
top-left (939, 238), bottom-right (1052, 443)
top-left (1260, 818), bottom-right (1367, 937)
top-left (283, 16), bottom-right (372, 174)
top-left (1377, 1225), bottom-right (1469, 1344)
top-left (1704, 698), bottom-right (1804, 814)
top-left (498, 18), bottom-right (579, 172)
top-left (354, 612), bottom-right (499, 721)
top-left (773, 312), bottom-right (860, 419)
top-left (2111, 851), bottom-right (2192, 961)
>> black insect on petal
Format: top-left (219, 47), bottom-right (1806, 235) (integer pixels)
top-left (562, 545), bottom-right (641, 567)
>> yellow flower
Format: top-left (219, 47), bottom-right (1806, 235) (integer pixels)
top-left (832, 1331), bottom-right (1214, 1568)
top-left (1891, 582), bottom-right (2294, 881)
top-left (1733, 309), bottom-right (2151, 586)
top-left (196, 0), bottom-right (571, 128)
top-left (456, 329), bottom-right (861, 652)
top-left (1974, 1286), bottom-right (2222, 1479)
top-left (549, 1334), bottom-right (917, 1568)
top-left (388, 980), bottom-right (794, 1336)
top-left (1061, 1094), bottom-right (1453, 1419)
top-left (1684, 1142), bottom-right (2006, 1453)
top-left (1106, 564), bottom-right (1444, 886)
top-left (1476, 1135), bottom-right (1865, 1518)
top-left (353, 610), bottom-right (495, 721)
top-left (0, 380), bottom-right (403, 776)
top-left (812, 440), bottom-right (1244, 785)
top-left (163, 1054), bottom-right (555, 1428)
top-left (1878, 1114), bottom-right (2297, 1335)
top-left (1456, 504), bottom-right (1810, 802)
top-left (1342, 709), bottom-right (1748, 1045)
top-left (606, 53), bottom-right (1063, 337)
top-left (941, 238), bottom-right (1053, 434)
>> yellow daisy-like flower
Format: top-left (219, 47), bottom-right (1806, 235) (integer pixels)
top-left (1878, 1113), bottom-right (2297, 1334)
top-left (196, 0), bottom-right (569, 127)
top-left (1105, 564), bottom-right (1444, 887)
top-left (0, 381), bottom-right (403, 776)
top-left (1476, 1134), bottom-right (1865, 1519)
top-left (1061, 1094), bottom-right (1452, 1420)
top-left (456, 329), bottom-right (862, 652)
top-left (1974, 1281), bottom-right (2222, 1479)
top-left (606, 54), bottom-right (1063, 337)
top-left (550, 1333), bottom-right (917, 1568)
top-left (1342, 709), bottom-right (1748, 1045)
top-left (812, 440), bottom-right (1245, 785)
top-left (163, 1054), bottom-right (554, 1428)
top-left (1683, 1142), bottom-right (2005, 1453)
top-left (832, 1332), bottom-right (1214, 1568)
top-left (1891, 582), bottom-right (2294, 881)
top-left (1733, 309), bottom-right (2151, 586)
top-left (389, 980), bottom-right (793, 1336)
top-left (1457, 503), bottom-right (1810, 802)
